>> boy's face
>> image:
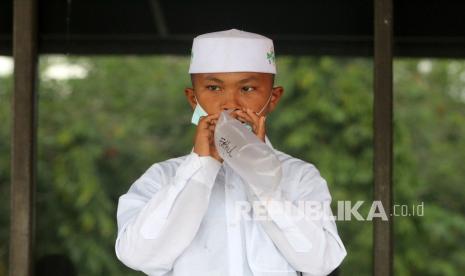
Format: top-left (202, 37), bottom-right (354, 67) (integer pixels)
top-left (184, 72), bottom-right (284, 116)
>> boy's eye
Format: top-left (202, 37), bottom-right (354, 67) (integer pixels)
top-left (242, 86), bottom-right (255, 92)
top-left (206, 85), bottom-right (221, 91)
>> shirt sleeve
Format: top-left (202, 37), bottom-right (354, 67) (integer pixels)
top-left (245, 163), bottom-right (347, 276)
top-left (115, 152), bottom-right (221, 275)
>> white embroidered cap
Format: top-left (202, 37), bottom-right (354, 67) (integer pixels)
top-left (188, 28), bottom-right (276, 74)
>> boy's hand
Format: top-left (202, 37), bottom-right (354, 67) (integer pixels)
top-left (194, 113), bottom-right (223, 163)
top-left (233, 108), bottom-right (266, 142)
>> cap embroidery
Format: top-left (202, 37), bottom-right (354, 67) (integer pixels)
top-left (266, 48), bottom-right (275, 65)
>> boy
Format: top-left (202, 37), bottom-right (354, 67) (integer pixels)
top-left (115, 29), bottom-right (346, 276)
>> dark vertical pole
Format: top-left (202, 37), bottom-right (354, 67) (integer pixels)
top-left (10, 0), bottom-right (38, 275)
top-left (373, 0), bottom-right (393, 275)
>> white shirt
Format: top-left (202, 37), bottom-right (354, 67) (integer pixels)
top-left (115, 136), bottom-right (346, 276)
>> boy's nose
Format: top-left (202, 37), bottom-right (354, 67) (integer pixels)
top-left (222, 107), bottom-right (241, 113)
top-left (221, 91), bottom-right (241, 111)
top-left (221, 102), bottom-right (242, 111)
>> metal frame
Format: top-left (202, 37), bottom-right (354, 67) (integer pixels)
top-left (10, 0), bottom-right (38, 275)
top-left (373, 0), bottom-right (393, 275)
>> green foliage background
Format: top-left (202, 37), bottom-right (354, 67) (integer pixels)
top-left (0, 55), bottom-right (464, 275)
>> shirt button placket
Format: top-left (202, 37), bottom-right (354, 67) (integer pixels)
top-left (224, 166), bottom-right (244, 275)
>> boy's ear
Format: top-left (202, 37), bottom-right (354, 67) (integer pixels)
top-left (268, 86), bottom-right (284, 113)
top-left (184, 88), bottom-right (197, 110)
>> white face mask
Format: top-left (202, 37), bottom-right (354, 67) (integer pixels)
top-left (190, 92), bottom-right (273, 127)
top-left (191, 96), bottom-right (208, 125)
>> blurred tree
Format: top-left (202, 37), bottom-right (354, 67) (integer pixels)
top-left (35, 56), bottom-right (194, 276)
top-left (392, 59), bottom-right (465, 275)
top-left (0, 55), bottom-right (464, 276)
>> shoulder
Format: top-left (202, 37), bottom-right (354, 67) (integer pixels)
top-left (148, 154), bottom-right (191, 178)
top-left (273, 149), bottom-right (331, 202)
top-left (126, 154), bottom-right (191, 196)
top-left (273, 148), bottom-right (319, 178)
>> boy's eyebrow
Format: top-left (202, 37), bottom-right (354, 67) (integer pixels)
top-left (204, 76), bottom-right (224, 83)
top-left (238, 77), bottom-right (259, 83)
top-left (202, 75), bottom-right (260, 84)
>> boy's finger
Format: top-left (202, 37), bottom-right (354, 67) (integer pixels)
top-left (245, 108), bottom-right (261, 125)
top-left (235, 112), bottom-right (251, 123)
top-left (256, 116), bottom-right (266, 141)
top-left (242, 108), bottom-right (266, 140)
top-left (236, 110), bottom-right (254, 124)
top-left (198, 113), bottom-right (220, 128)
top-left (244, 108), bottom-right (263, 133)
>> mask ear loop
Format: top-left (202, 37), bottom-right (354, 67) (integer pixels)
top-left (193, 92), bottom-right (204, 111)
top-left (193, 91), bottom-right (199, 106)
top-left (256, 91), bottom-right (273, 116)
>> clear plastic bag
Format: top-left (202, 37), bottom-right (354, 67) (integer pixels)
top-left (214, 110), bottom-right (282, 198)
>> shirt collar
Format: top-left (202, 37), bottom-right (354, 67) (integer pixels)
top-left (190, 134), bottom-right (274, 153)
top-left (264, 135), bottom-right (274, 149)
